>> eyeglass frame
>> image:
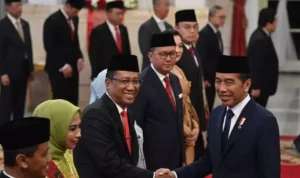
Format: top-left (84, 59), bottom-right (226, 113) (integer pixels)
top-left (110, 77), bottom-right (143, 86)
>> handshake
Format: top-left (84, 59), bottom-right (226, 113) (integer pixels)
top-left (154, 168), bottom-right (176, 178)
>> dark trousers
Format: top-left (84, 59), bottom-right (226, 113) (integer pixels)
top-left (0, 77), bottom-right (28, 126)
top-left (48, 71), bottom-right (79, 106)
top-left (205, 85), bottom-right (216, 112)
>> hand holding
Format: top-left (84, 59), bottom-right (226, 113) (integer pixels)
top-left (155, 168), bottom-right (175, 178)
top-left (251, 89), bottom-right (261, 98)
top-left (186, 128), bottom-right (199, 145)
top-left (203, 80), bottom-right (211, 88)
top-left (62, 65), bottom-right (73, 78)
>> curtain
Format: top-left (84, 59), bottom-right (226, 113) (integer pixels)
top-left (231, 0), bottom-right (247, 56)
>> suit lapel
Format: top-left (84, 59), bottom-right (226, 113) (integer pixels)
top-left (5, 17), bottom-right (24, 44)
top-left (222, 100), bottom-right (254, 157)
top-left (104, 22), bottom-right (119, 52)
top-left (127, 110), bottom-right (139, 163)
top-left (150, 17), bottom-right (163, 33)
top-left (214, 105), bottom-right (227, 167)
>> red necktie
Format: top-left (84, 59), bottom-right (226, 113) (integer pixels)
top-left (189, 47), bottom-right (195, 57)
top-left (121, 110), bottom-right (131, 154)
top-left (114, 26), bottom-right (123, 53)
top-left (68, 18), bottom-right (74, 40)
top-left (164, 76), bottom-right (176, 111)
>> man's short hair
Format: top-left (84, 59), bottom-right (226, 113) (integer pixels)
top-left (239, 73), bottom-right (251, 83)
top-left (106, 70), bottom-right (117, 79)
top-left (4, 145), bottom-right (39, 167)
top-left (208, 5), bottom-right (223, 18)
top-left (258, 8), bottom-right (276, 27)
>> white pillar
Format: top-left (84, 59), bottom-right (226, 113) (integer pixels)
top-left (175, 0), bottom-right (207, 9)
top-left (245, 0), bottom-right (260, 45)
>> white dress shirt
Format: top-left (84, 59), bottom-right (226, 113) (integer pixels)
top-left (153, 14), bottom-right (166, 32)
top-left (150, 64), bottom-right (176, 103)
top-left (223, 94), bottom-right (251, 137)
top-left (59, 7), bottom-right (75, 72)
top-left (184, 43), bottom-right (199, 67)
top-left (106, 20), bottom-right (120, 43)
top-left (262, 28), bottom-right (270, 36)
top-left (7, 13), bottom-right (21, 30)
top-left (208, 22), bottom-right (218, 33)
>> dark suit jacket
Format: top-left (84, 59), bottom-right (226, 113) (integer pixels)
top-left (196, 24), bottom-right (223, 83)
top-left (43, 10), bottom-right (83, 75)
top-left (0, 172), bottom-right (9, 178)
top-left (175, 99), bottom-right (280, 178)
top-left (130, 66), bottom-right (185, 171)
top-left (73, 94), bottom-right (153, 178)
top-left (247, 28), bottom-right (279, 95)
top-left (177, 46), bottom-right (207, 131)
top-left (89, 22), bottom-right (131, 79)
top-left (0, 16), bottom-right (33, 79)
top-left (138, 17), bottom-right (173, 70)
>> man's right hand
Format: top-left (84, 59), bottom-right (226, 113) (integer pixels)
top-left (203, 80), bottom-right (211, 88)
top-left (155, 168), bottom-right (176, 178)
top-left (62, 65), bottom-right (73, 78)
top-left (1, 75), bottom-right (10, 86)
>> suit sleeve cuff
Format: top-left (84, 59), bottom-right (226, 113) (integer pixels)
top-left (59, 64), bottom-right (71, 72)
top-left (173, 171), bottom-right (178, 178)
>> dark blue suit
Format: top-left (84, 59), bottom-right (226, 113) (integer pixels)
top-left (131, 66), bottom-right (185, 171)
top-left (175, 99), bottom-right (280, 178)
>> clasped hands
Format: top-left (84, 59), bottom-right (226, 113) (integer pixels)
top-left (154, 168), bottom-right (175, 178)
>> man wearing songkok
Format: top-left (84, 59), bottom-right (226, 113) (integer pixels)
top-left (43, 0), bottom-right (85, 106)
top-left (73, 54), bottom-right (166, 178)
top-left (89, 1), bottom-right (131, 80)
top-left (131, 32), bottom-right (185, 171)
top-left (0, 0), bottom-right (34, 125)
top-left (174, 9), bottom-right (207, 158)
top-left (0, 117), bottom-right (50, 178)
top-left (158, 55), bottom-right (281, 178)
top-left (138, 0), bottom-right (172, 70)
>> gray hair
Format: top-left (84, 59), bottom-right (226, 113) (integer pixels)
top-left (208, 5), bottom-right (223, 18)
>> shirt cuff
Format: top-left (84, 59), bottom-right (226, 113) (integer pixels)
top-left (173, 171), bottom-right (178, 178)
top-left (59, 64), bottom-right (70, 72)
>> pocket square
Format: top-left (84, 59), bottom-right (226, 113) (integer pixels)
top-left (178, 93), bottom-right (183, 99)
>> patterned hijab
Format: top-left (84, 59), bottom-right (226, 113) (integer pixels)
top-left (32, 99), bottom-right (81, 160)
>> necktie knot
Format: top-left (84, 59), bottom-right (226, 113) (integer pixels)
top-left (121, 110), bottom-right (127, 118)
top-left (164, 76), bottom-right (170, 84)
top-left (226, 109), bottom-right (234, 119)
top-left (189, 47), bottom-right (194, 56)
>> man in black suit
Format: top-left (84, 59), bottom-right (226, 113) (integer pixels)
top-left (196, 5), bottom-right (225, 112)
top-left (247, 8), bottom-right (279, 107)
top-left (0, 117), bottom-right (50, 178)
top-left (131, 32), bottom-right (185, 171)
top-left (138, 0), bottom-right (173, 70)
top-left (158, 55), bottom-right (280, 178)
top-left (89, 1), bottom-right (131, 80)
top-left (73, 54), bottom-right (166, 178)
top-left (43, 0), bottom-right (84, 106)
top-left (0, 0), bottom-right (33, 125)
top-left (175, 10), bottom-right (208, 149)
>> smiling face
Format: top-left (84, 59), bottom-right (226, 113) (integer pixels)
top-left (173, 35), bottom-right (184, 62)
top-left (65, 112), bottom-right (81, 149)
top-left (106, 71), bottom-right (140, 108)
top-left (215, 73), bottom-right (251, 107)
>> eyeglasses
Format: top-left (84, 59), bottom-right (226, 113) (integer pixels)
top-left (153, 51), bottom-right (177, 60)
top-left (110, 78), bottom-right (142, 86)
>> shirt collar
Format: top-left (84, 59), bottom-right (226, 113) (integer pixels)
top-left (106, 93), bottom-right (127, 114)
top-left (208, 22), bottom-right (218, 33)
top-left (7, 13), bottom-right (20, 25)
top-left (60, 7), bottom-right (69, 20)
top-left (151, 63), bottom-right (169, 82)
top-left (106, 20), bottom-right (118, 29)
top-left (3, 171), bottom-right (14, 178)
top-left (153, 14), bottom-right (164, 24)
top-left (227, 94), bottom-right (251, 117)
top-left (183, 43), bottom-right (192, 50)
top-left (262, 28), bottom-right (270, 36)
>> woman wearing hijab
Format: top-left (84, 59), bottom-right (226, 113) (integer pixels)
top-left (33, 99), bottom-right (81, 178)
top-left (166, 29), bottom-right (209, 165)
top-left (89, 69), bottom-right (146, 169)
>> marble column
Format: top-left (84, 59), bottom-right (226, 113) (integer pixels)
top-left (0, 0), bottom-right (5, 19)
top-left (175, 0), bottom-right (207, 9)
top-left (28, 0), bottom-right (62, 5)
top-left (245, 0), bottom-right (260, 45)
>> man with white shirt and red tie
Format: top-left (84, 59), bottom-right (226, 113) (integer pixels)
top-left (43, 0), bottom-right (85, 106)
top-left (131, 31), bottom-right (185, 171)
top-left (73, 54), bottom-right (167, 178)
top-left (89, 1), bottom-right (131, 80)
top-left (175, 9), bottom-right (207, 158)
